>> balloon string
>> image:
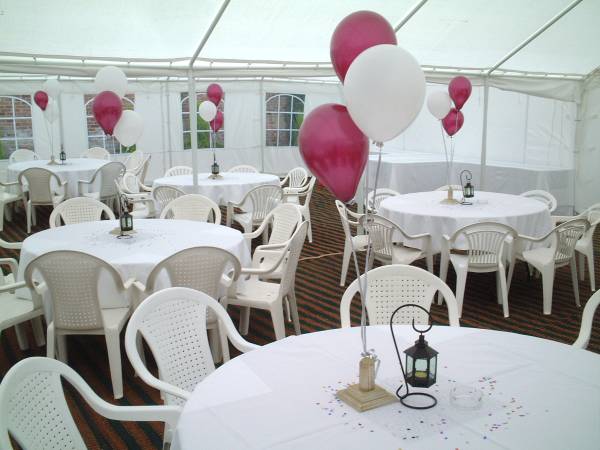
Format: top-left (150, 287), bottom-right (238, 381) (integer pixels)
top-left (440, 122), bottom-right (451, 186)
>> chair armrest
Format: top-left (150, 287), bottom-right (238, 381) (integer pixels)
top-left (241, 247), bottom-right (288, 276)
top-left (0, 239), bottom-right (22, 250)
top-left (0, 180), bottom-right (18, 188)
top-left (516, 231), bottom-right (553, 244)
top-left (405, 232), bottom-right (431, 241)
top-left (243, 217), bottom-right (270, 240)
top-left (139, 181), bottom-right (152, 192)
top-left (0, 258), bottom-right (18, 275)
top-left (127, 280), bottom-right (147, 292)
top-left (0, 280), bottom-right (26, 294)
top-left (346, 209), bottom-right (364, 220)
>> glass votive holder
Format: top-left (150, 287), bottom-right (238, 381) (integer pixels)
top-left (449, 385), bottom-right (483, 410)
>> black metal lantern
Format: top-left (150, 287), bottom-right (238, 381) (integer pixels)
top-left (119, 210), bottom-right (133, 232)
top-left (390, 303), bottom-right (438, 409)
top-left (211, 160), bottom-right (220, 176)
top-left (460, 169), bottom-right (474, 204)
top-left (59, 147), bottom-right (67, 164)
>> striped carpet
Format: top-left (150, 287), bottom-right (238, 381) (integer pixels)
top-left (1, 184), bottom-right (598, 449)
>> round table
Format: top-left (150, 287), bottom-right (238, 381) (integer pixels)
top-left (173, 326), bottom-right (600, 450)
top-left (152, 172), bottom-right (280, 205)
top-left (379, 191), bottom-right (553, 252)
top-left (7, 158), bottom-right (109, 199)
top-left (17, 219), bottom-right (250, 319)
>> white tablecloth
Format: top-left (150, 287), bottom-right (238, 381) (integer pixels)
top-left (378, 191), bottom-right (553, 253)
top-left (17, 219), bottom-right (250, 319)
top-left (152, 172), bottom-right (280, 205)
top-left (173, 326), bottom-right (600, 450)
top-left (7, 158), bottom-right (108, 198)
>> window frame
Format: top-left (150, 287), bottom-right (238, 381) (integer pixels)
top-left (265, 93), bottom-right (305, 147)
top-left (0, 95), bottom-right (34, 159)
top-left (84, 94), bottom-right (136, 154)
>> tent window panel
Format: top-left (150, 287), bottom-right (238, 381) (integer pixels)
top-left (180, 93), bottom-right (225, 150)
top-left (0, 95), bottom-right (34, 160)
top-left (265, 93), bottom-right (305, 147)
top-left (84, 94), bottom-right (136, 154)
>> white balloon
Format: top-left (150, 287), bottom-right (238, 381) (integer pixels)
top-left (343, 44), bottom-right (426, 143)
top-left (95, 65), bottom-right (128, 98)
top-left (42, 79), bottom-right (62, 99)
top-left (44, 99), bottom-right (59, 123)
top-left (198, 100), bottom-right (217, 122)
top-left (114, 110), bottom-right (143, 147)
top-left (427, 91), bottom-right (452, 120)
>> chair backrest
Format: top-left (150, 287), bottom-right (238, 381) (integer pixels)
top-left (124, 151), bottom-right (145, 172)
top-left (283, 167), bottom-right (308, 189)
top-left (136, 154), bottom-right (152, 182)
top-left (90, 161), bottom-right (126, 198)
top-left (436, 184), bottom-right (462, 191)
top-left (164, 166), bottom-right (193, 177)
top-left (335, 200), bottom-right (362, 243)
top-left (340, 264), bottom-right (460, 328)
top-left (583, 203), bottom-right (600, 240)
top-left (124, 287), bottom-right (258, 406)
top-left (228, 165), bottom-right (259, 173)
top-left (520, 189), bottom-right (557, 213)
top-left (145, 246), bottom-right (241, 298)
top-left (0, 357), bottom-right (180, 450)
top-left (552, 218), bottom-right (589, 264)
top-left (81, 147), bottom-right (110, 160)
top-left (119, 171), bottom-right (141, 194)
top-left (360, 214), bottom-right (413, 262)
top-left (159, 194), bottom-right (221, 223)
top-left (24, 251), bottom-right (124, 330)
top-left (8, 149), bottom-right (38, 163)
top-left (366, 188), bottom-right (400, 212)
top-left (447, 222), bottom-right (517, 268)
top-left (49, 197), bottom-right (115, 228)
top-left (261, 203), bottom-right (303, 245)
top-left (18, 167), bottom-right (62, 204)
top-left (152, 185), bottom-right (186, 217)
top-left (299, 176), bottom-right (317, 208)
top-left (278, 222), bottom-right (308, 296)
top-left (573, 289), bottom-right (600, 349)
top-left (242, 185), bottom-right (283, 223)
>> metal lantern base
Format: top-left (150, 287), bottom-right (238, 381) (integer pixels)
top-left (398, 391), bottom-right (437, 410)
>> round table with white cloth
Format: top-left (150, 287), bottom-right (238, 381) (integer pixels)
top-left (378, 191), bottom-right (553, 253)
top-left (16, 219), bottom-right (250, 319)
top-left (172, 326), bottom-right (600, 450)
top-left (7, 158), bottom-right (109, 199)
top-left (152, 172), bottom-right (280, 205)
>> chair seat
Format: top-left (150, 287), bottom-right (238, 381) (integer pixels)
top-left (449, 253), bottom-right (499, 272)
top-left (0, 293), bottom-right (38, 328)
top-left (100, 307), bottom-right (131, 331)
top-left (233, 212), bottom-right (261, 228)
top-left (575, 237), bottom-right (591, 252)
top-left (229, 279), bottom-right (280, 309)
top-left (352, 234), bottom-right (370, 251)
top-left (0, 191), bottom-right (19, 203)
top-left (391, 245), bottom-right (424, 265)
top-left (521, 247), bottom-right (555, 267)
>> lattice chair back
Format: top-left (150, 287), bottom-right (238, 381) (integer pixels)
top-left (49, 197), bottom-right (115, 228)
top-left (553, 218), bottom-right (589, 264)
top-left (96, 161), bottom-right (126, 199)
top-left (245, 185), bottom-right (283, 223)
top-left (164, 166), bottom-right (193, 177)
top-left (340, 265), bottom-right (460, 328)
top-left (8, 149), bottom-right (38, 163)
top-left (360, 214), bottom-right (397, 260)
top-left (278, 222), bottom-right (308, 296)
top-left (448, 222), bottom-right (517, 268)
top-left (228, 165), bottom-right (258, 173)
top-left (0, 357), bottom-right (181, 450)
top-left (584, 203), bottom-right (600, 237)
top-left (82, 147), bottom-right (110, 160)
top-left (282, 167), bottom-right (308, 189)
top-left (18, 167), bottom-right (62, 204)
top-left (24, 251), bottom-right (124, 331)
top-left (520, 189), bottom-right (557, 213)
top-left (366, 188), bottom-right (400, 212)
top-left (159, 194), bottom-right (221, 223)
top-left (301, 177), bottom-right (317, 207)
top-left (146, 246), bottom-right (241, 299)
top-left (124, 151), bottom-right (145, 172)
top-left (152, 185), bottom-right (186, 218)
top-left (266, 204), bottom-right (303, 245)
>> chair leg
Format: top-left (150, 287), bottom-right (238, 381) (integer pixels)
top-left (497, 270), bottom-right (509, 318)
top-left (31, 204), bottom-right (37, 226)
top-left (269, 300), bottom-right (286, 340)
top-left (306, 211), bottom-right (313, 243)
top-left (454, 268), bottom-right (467, 317)
top-left (32, 316), bottom-right (46, 346)
top-left (5, 201), bottom-right (13, 222)
top-left (14, 323), bottom-right (29, 350)
top-left (208, 327), bottom-right (222, 364)
top-left (105, 329), bottom-right (124, 399)
top-left (56, 334), bottom-right (68, 363)
top-left (438, 252), bottom-right (449, 305)
top-left (578, 252), bottom-right (585, 281)
top-left (219, 321), bottom-right (231, 363)
top-left (26, 201), bottom-right (32, 234)
top-left (340, 240), bottom-right (352, 286)
top-left (135, 333), bottom-right (147, 370)
top-left (239, 307), bottom-right (251, 335)
top-left (570, 257), bottom-right (580, 308)
top-left (262, 227), bottom-right (269, 245)
top-left (585, 249), bottom-right (595, 291)
top-left (507, 261), bottom-right (515, 292)
top-left (540, 267), bottom-right (555, 315)
top-left (46, 323), bottom-right (55, 358)
top-left (426, 252), bottom-right (433, 274)
top-left (288, 291), bottom-right (301, 336)
top-left (0, 202), bottom-right (4, 232)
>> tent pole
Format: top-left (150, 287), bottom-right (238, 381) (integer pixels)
top-left (165, 79), bottom-right (173, 170)
top-left (188, 69), bottom-right (199, 192)
top-left (189, 0), bottom-right (231, 68)
top-left (394, 0), bottom-right (428, 32)
top-left (56, 75), bottom-right (65, 155)
top-left (260, 77), bottom-right (265, 172)
top-left (480, 79), bottom-right (489, 190)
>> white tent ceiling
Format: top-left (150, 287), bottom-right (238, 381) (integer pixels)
top-left (0, 0), bottom-right (598, 80)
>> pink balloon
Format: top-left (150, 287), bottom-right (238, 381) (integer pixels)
top-left (93, 91), bottom-right (123, 136)
top-left (207, 83), bottom-right (223, 106)
top-left (33, 91), bottom-right (48, 111)
top-left (299, 103), bottom-right (368, 202)
top-left (210, 110), bottom-right (224, 132)
top-left (442, 108), bottom-right (464, 137)
top-left (330, 11), bottom-right (397, 83)
top-left (448, 76), bottom-right (472, 110)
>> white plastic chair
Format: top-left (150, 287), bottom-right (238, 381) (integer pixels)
top-left (18, 167), bottom-right (67, 233)
top-left (0, 357), bottom-right (180, 450)
top-left (0, 178), bottom-right (20, 232)
top-left (24, 251), bottom-right (136, 399)
top-left (8, 149), bottom-right (38, 164)
top-left (223, 222), bottom-right (308, 340)
top-left (117, 172), bottom-right (154, 218)
top-left (440, 222), bottom-right (517, 318)
top-left (520, 189), bottom-right (558, 213)
top-left (508, 218), bottom-right (589, 315)
top-left (573, 290), bottom-right (600, 349)
top-left (125, 287), bottom-right (258, 407)
top-left (0, 238), bottom-right (45, 351)
top-left (49, 197), bottom-right (115, 227)
top-left (164, 166), bottom-right (193, 177)
top-left (228, 165), bottom-right (259, 173)
top-left (78, 161), bottom-right (125, 208)
top-left (160, 194), bottom-right (221, 223)
top-left (284, 177), bottom-right (317, 242)
top-left (360, 214), bottom-right (433, 272)
top-left (80, 147), bottom-right (110, 160)
top-left (281, 167), bottom-right (309, 203)
top-left (226, 185), bottom-right (283, 233)
top-left (335, 200), bottom-right (368, 286)
top-left (365, 188), bottom-right (400, 213)
top-left (124, 150), bottom-right (145, 172)
top-left (340, 264), bottom-right (460, 328)
top-left (152, 185), bottom-right (186, 218)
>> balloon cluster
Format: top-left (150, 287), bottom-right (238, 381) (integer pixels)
top-left (299, 11), bottom-right (426, 202)
top-left (92, 66), bottom-right (143, 147)
top-left (198, 83), bottom-right (224, 134)
top-left (427, 76), bottom-right (472, 136)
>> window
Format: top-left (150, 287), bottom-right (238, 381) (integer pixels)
top-left (265, 93), bottom-right (305, 147)
top-left (180, 93), bottom-right (224, 149)
top-left (0, 95), bottom-right (34, 159)
top-left (84, 94), bottom-right (136, 154)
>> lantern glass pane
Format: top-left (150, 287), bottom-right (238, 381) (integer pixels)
top-left (429, 356), bottom-right (437, 381)
top-left (414, 358), bottom-right (428, 382)
top-left (406, 355), bottom-right (414, 377)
